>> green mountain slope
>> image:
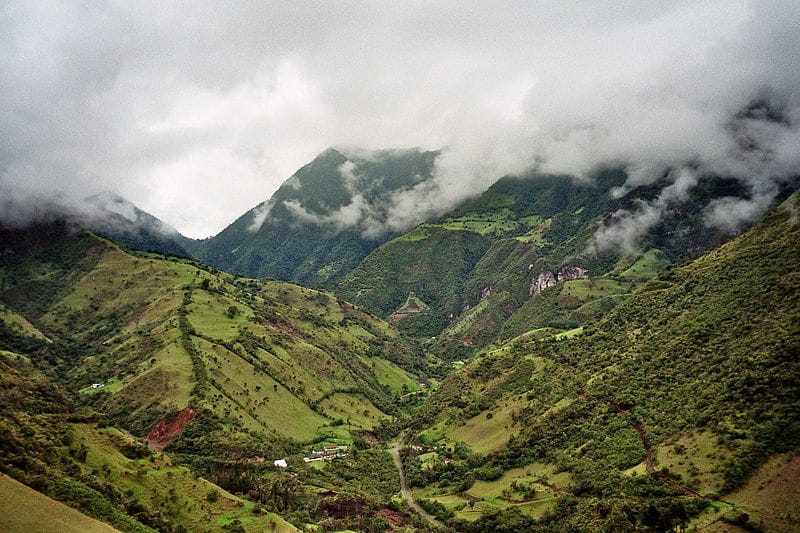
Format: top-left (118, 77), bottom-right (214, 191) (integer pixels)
top-left (336, 225), bottom-right (491, 336)
top-left (401, 191), bottom-right (800, 531)
top-left (336, 170), bottom-right (782, 354)
top-left (0, 473), bottom-right (119, 533)
top-left (0, 223), bottom-right (430, 452)
top-left (191, 148), bottom-right (439, 285)
top-left (0, 351), bottom-right (297, 532)
top-left (336, 171), bottom-right (629, 344)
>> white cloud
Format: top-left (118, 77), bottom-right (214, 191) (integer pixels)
top-left (588, 168), bottom-right (700, 255)
top-left (1, 1), bottom-right (798, 238)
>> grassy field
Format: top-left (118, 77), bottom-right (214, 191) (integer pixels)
top-left (651, 430), bottom-right (727, 495)
top-left (198, 337), bottom-right (328, 441)
top-left (0, 473), bottom-right (119, 533)
top-left (446, 395), bottom-right (525, 454)
top-left (316, 392), bottom-right (385, 429)
top-left (615, 248), bottom-right (671, 281)
top-left (389, 293), bottom-right (430, 323)
top-left (391, 225), bottom-right (435, 242)
top-left (187, 290), bottom-right (254, 341)
top-left (719, 453), bottom-right (800, 532)
top-left (436, 209), bottom-right (529, 236)
top-left (513, 217), bottom-right (552, 245)
top-left (369, 356), bottom-right (419, 393)
top-left (413, 463), bottom-right (570, 522)
top-left (557, 278), bottom-right (630, 305)
top-left (688, 454), bottom-right (800, 532)
top-left (74, 424), bottom-right (298, 532)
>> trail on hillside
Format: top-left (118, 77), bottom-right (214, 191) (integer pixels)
top-left (578, 392), bottom-right (703, 498)
top-left (628, 418), bottom-right (655, 473)
top-left (389, 444), bottom-right (445, 530)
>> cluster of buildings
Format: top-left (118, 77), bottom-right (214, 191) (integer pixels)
top-left (303, 444), bottom-right (349, 463)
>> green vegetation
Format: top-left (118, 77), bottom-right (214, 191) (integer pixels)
top-left (0, 349), bottom-right (287, 532)
top-left (400, 191), bottom-right (800, 530)
top-left (192, 148), bottom-right (439, 286)
top-left (1, 174), bottom-right (798, 531)
top-left (336, 170), bottom-right (635, 347)
top-left (336, 225), bottom-right (490, 336)
top-left (0, 223), bottom-right (440, 531)
top-left (0, 474), bottom-right (118, 533)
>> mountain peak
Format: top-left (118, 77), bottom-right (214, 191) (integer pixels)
top-left (191, 147), bottom-right (440, 283)
top-left (315, 147), bottom-right (347, 161)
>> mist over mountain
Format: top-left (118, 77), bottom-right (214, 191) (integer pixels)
top-left (191, 147), bottom-right (439, 283)
top-left (81, 192), bottom-right (191, 257)
top-left (2, 3), bottom-right (800, 531)
top-left (2, 2), bottom-right (800, 239)
top-left (0, 191), bottom-right (190, 257)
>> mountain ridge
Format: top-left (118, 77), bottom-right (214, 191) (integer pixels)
top-left (189, 147), bottom-right (440, 285)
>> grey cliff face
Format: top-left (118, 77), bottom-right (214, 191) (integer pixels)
top-left (529, 266), bottom-right (589, 296)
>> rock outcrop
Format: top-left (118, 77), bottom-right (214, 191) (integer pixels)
top-left (478, 286), bottom-right (493, 301)
top-left (529, 271), bottom-right (558, 296)
top-left (529, 266), bottom-right (589, 296)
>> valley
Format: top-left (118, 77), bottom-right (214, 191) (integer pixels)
top-left (0, 157), bottom-right (798, 532)
top-left (4, 4), bottom-right (800, 531)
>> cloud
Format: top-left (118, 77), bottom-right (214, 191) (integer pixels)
top-left (247, 199), bottom-right (275, 233)
top-left (704, 193), bottom-right (775, 234)
top-left (588, 168), bottom-right (700, 254)
top-left (1, 1), bottom-right (799, 238)
top-left (277, 160), bottom-right (383, 235)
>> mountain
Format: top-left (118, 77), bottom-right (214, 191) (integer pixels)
top-left (2, 167), bottom-right (798, 531)
top-left (0, 221), bottom-right (433, 445)
top-left (336, 169), bottom-right (792, 357)
top-left (397, 190), bottom-right (800, 531)
top-left (0, 221), bottom-right (444, 530)
top-left (191, 147), bottom-right (439, 285)
top-left (82, 192), bottom-right (192, 258)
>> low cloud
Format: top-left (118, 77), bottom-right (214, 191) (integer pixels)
top-left (0, 184), bottom-right (180, 241)
top-left (588, 168), bottom-right (700, 255)
top-left (247, 200), bottom-right (275, 232)
top-left (273, 160), bottom-right (383, 235)
top-left (1, 1), bottom-right (799, 239)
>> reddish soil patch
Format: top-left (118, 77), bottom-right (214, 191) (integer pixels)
top-left (145, 407), bottom-right (195, 451)
top-left (269, 319), bottom-right (306, 339)
top-left (321, 493), bottom-right (368, 520)
top-left (375, 508), bottom-right (415, 530)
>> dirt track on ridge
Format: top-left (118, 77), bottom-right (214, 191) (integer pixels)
top-left (578, 392), bottom-right (703, 498)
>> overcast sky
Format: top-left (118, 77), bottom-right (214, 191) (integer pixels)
top-left (2, 1), bottom-right (799, 238)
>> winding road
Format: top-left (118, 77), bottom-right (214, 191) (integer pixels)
top-left (390, 444), bottom-right (445, 530)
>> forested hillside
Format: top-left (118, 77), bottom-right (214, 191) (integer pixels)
top-left (336, 170), bottom-right (756, 358)
top-left (398, 191), bottom-right (800, 531)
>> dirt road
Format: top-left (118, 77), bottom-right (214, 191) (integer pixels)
top-left (390, 444), bottom-right (445, 530)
